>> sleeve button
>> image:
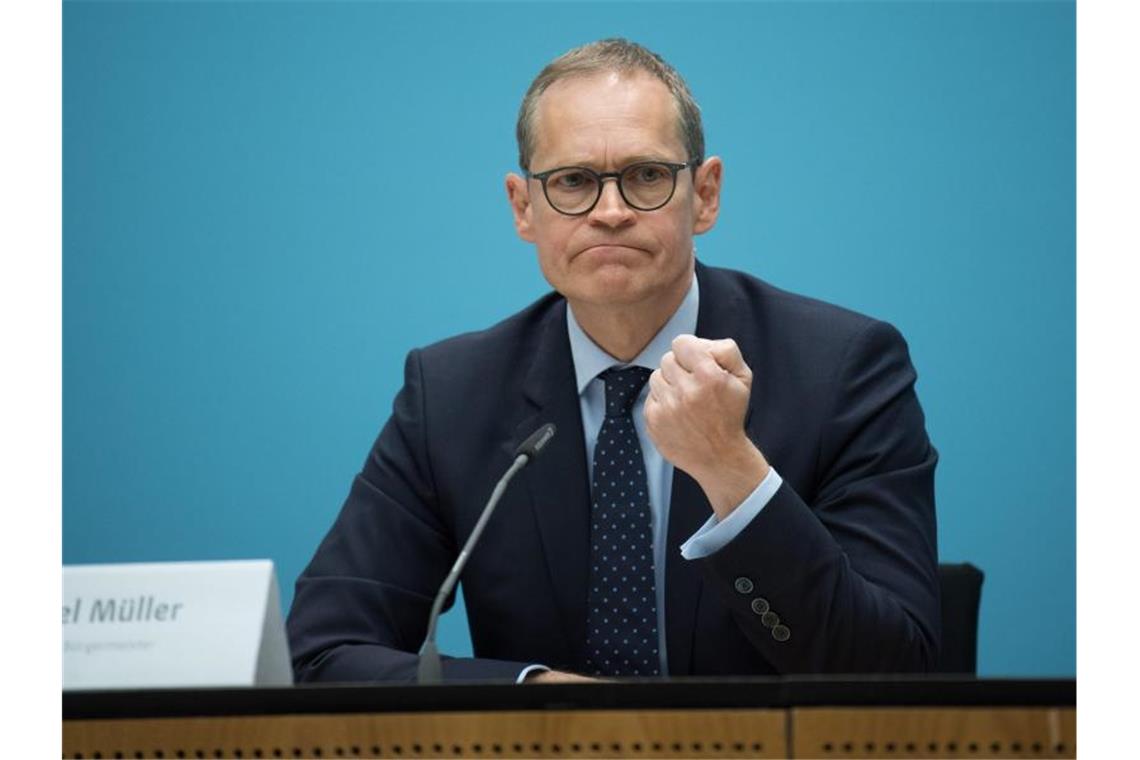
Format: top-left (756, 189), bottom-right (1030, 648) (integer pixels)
top-left (772, 624), bottom-right (791, 642)
top-left (734, 577), bottom-right (754, 595)
top-left (761, 611), bottom-right (780, 629)
top-left (750, 597), bottom-right (770, 616)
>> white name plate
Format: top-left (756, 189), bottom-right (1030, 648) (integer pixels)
top-left (63, 559), bottom-right (292, 690)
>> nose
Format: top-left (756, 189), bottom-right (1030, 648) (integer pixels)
top-left (587, 177), bottom-right (636, 228)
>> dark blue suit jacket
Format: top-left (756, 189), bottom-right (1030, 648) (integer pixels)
top-left (287, 262), bottom-right (940, 682)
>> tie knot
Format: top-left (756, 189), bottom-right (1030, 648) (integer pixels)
top-left (600, 366), bottom-right (652, 417)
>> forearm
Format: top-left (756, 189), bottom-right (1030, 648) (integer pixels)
top-left (696, 480), bottom-right (940, 674)
top-left (294, 641), bottom-right (536, 684)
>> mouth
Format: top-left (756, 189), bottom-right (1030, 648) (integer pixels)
top-left (577, 244), bottom-right (646, 258)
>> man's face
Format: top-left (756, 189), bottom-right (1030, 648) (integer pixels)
top-left (506, 72), bottom-right (722, 311)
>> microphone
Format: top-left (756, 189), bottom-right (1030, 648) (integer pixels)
top-left (416, 423), bottom-right (556, 684)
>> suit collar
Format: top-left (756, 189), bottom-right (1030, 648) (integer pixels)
top-left (518, 260), bottom-right (746, 423)
top-left (564, 274), bottom-right (701, 393)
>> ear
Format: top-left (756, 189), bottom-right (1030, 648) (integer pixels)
top-left (505, 173), bottom-right (536, 243)
top-left (691, 156), bottom-right (723, 235)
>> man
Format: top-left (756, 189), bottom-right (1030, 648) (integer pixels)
top-left (286, 39), bottom-right (940, 683)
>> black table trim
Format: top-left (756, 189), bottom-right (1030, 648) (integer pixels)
top-left (63, 677), bottom-right (1075, 721)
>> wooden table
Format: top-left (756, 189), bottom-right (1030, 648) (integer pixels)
top-left (63, 677), bottom-right (1075, 759)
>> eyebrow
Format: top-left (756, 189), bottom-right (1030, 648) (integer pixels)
top-left (543, 154), bottom-right (682, 170)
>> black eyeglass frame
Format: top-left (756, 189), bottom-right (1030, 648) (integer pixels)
top-left (525, 160), bottom-right (699, 216)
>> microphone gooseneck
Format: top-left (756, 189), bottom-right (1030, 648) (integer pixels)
top-left (417, 424), bottom-right (557, 684)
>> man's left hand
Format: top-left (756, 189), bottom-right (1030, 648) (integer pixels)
top-left (645, 335), bottom-right (770, 519)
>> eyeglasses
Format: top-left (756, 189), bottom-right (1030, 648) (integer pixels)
top-left (526, 160), bottom-right (697, 216)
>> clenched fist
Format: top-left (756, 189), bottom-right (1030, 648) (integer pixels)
top-left (645, 335), bottom-right (770, 519)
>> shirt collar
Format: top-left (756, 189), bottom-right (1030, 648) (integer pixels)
top-left (565, 274), bottom-right (700, 395)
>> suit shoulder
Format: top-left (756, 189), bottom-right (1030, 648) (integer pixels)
top-left (703, 263), bottom-right (902, 345)
top-left (697, 263), bottom-right (915, 384)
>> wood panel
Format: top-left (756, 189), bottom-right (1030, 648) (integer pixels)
top-left (791, 707), bottom-right (1076, 759)
top-left (63, 709), bottom-right (787, 759)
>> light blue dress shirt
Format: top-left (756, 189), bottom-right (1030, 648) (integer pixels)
top-left (557, 274), bottom-right (783, 676)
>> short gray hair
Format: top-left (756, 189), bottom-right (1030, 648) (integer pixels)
top-left (515, 38), bottom-right (705, 172)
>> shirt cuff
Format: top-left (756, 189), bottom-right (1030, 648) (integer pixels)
top-left (679, 467), bottom-right (783, 559)
top-left (517, 663), bottom-right (552, 683)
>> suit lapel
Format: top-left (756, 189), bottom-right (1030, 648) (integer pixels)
top-left (663, 467), bottom-right (709, 676)
top-left (664, 262), bottom-right (754, 675)
top-left (510, 300), bottom-right (592, 670)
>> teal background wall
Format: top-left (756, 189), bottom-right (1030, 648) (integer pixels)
top-left (63, 1), bottom-right (1075, 676)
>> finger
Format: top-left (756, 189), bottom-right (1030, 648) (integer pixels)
top-left (671, 334), bottom-right (715, 372)
top-left (648, 368), bottom-right (669, 403)
top-left (706, 338), bottom-right (749, 378)
top-left (659, 350), bottom-right (684, 386)
top-left (673, 335), bottom-right (730, 389)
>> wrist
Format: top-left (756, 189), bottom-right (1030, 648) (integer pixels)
top-left (692, 439), bottom-right (770, 520)
top-left (518, 664), bottom-right (552, 684)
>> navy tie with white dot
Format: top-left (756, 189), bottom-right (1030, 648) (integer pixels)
top-left (585, 366), bottom-right (660, 677)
